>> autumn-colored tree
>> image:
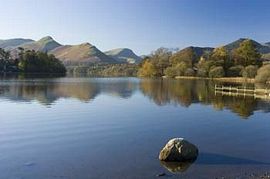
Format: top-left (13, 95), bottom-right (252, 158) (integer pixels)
top-left (151, 48), bottom-right (172, 76)
top-left (138, 48), bottom-right (171, 77)
top-left (164, 62), bottom-right (189, 77)
top-left (169, 47), bottom-right (196, 67)
top-left (210, 47), bottom-right (232, 72)
top-left (138, 60), bottom-right (158, 77)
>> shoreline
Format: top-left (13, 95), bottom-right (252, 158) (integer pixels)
top-left (167, 76), bottom-right (255, 83)
top-left (0, 73), bottom-right (257, 84)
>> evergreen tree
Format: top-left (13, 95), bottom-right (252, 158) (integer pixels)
top-left (233, 40), bottom-right (261, 66)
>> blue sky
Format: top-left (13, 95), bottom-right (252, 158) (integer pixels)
top-left (0, 0), bottom-right (270, 55)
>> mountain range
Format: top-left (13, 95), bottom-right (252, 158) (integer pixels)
top-left (0, 36), bottom-right (142, 65)
top-left (1, 36), bottom-right (270, 66)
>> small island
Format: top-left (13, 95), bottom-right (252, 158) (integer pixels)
top-left (0, 47), bottom-right (66, 74)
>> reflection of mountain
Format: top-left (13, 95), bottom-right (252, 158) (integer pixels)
top-left (0, 79), bottom-right (137, 105)
top-left (140, 79), bottom-right (270, 118)
top-left (0, 78), bottom-right (269, 118)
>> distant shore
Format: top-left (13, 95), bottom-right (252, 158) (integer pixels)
top-left (163, 76), bottom-right (255, 83)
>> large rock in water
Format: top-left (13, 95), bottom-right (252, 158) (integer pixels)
top-left (159, 138), bottom-right (198, 162)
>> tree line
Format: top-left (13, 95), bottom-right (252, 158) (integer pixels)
top-left (67, 63), bottom-right (138, 77)
top-left (138, 39), bottom-right (270, 83)
top-left (0, 48), bottom-right (66, 74)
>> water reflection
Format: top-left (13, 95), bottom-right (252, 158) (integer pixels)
top-left (160, 161), bottom-right (195, 173)
top-left (0, 77), bottom-right (269, 118)
top-left (0, 78), bottom-right (137, 105)
top-left (140, 79), bottom-right (270, 118)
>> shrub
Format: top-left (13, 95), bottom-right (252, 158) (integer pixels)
top-left (184, 68), bottom-right (195, 76)
top-left (138, 60), bottom-right (157, 77)
top-left (197, 69), bottom-right (207, 77)
top-left (164, 67), bottom-right (177, 78)
top-left (227, 65), bottom-right (244, 77)
top-left (73, 66), bottom-right (88, 74)
top-left (242, 65), bottom-right (258, 78)
top-left (209, 66), bottom-right (225, 78)
top-left (164, 62), bottom-right (190, 78)
top-left (255, 64), bottom-right (270, 83)
top-left (173, 62), bottom-right (188, 76)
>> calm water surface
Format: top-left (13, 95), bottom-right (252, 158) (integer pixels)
top-left (0, 77), bottom-right (270, 179)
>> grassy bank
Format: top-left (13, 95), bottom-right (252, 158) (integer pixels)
top-left (165, 76), bottom-right (255, 83)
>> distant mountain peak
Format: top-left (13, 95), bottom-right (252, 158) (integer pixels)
top-left (106, 48), bottom-right (133, 55)
top-left (0, 38), bottom-right (34, 49)
top-left (37, 36), bottom-right (60, 45)
top-left (79, 42), bottom-right (93, 47)
top-left (224, 38), bottom-right (270, 54)
top-left (39, 36), bottom-right (54, 41)
top-left (238, 37), bottom-right (248, 41)
top-left (105, 48), bottom-right (142, 64)
top-left (15, 36), bottom-right (62, 52)
top-left (51, 42), bottom-right (116, 65)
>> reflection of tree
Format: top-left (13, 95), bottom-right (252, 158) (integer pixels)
top-left (140, 79), bottom-right (269, 118)
top-left (140, 79), bottom-right (213, 107)
top-left (225, 97), bottom-right (256, 118)
top-left (1, 77), bottom-right (269, 118)
top-left (99, 81), bottom-right (136, 98)
top-left (54, 83), bottom-right (99, 102)
top-left (0, 79), bottom-right (137, 105)
top-left (139, 79), bottom-right (171, 106)
top-left (2, 82), bottom-right (59, 105)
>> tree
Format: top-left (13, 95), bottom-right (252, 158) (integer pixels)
top-left (174, 62), bottom-right (188, 76)
top-left (242, 65), bottom-right (258, 78)
top-left (255, 64), bottom-right (270, 83)
top-left (0, 48), bottom-right (13, 72)
top-left (227, 65), bottom-right (244, 77)
top-left (164, 66), bottom-right (177, 78)
top-left (164, 62), bottom-right (189, 77)
top-left (196, 57), bottom-right (215, 77)
top-left (233, 40), bottom-right (261, 66)
top-left (197, 69), bottom-right (207, 77)
top-left (209, 47), bottom-right (232, 73)
top-left (209, 66), bottom-right (225, 78)
top-left (138, 48), bottom-right (171, 77)
top-left (18, 50), bottom-right (66, 73)
top-left (138, 60), bottom-right (158, 77)
top-left (170, 47), bottom-right (196, 67)
top-left (184, 68), bottom-right (195, 76)
top-left (151, 48), bottom-right (172, 76)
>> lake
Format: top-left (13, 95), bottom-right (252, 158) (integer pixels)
top-left (0, 76), bottom-right (270, 179)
